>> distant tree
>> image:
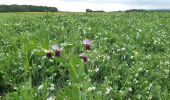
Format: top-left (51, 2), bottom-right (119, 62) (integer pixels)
top-left (0, 5), bottom-right (58, 12)
top-left (124, 9), bottom-right (170, 12)
top-left (93, 10), bottom-right (104, 12)
top-left (125, 9), bottom-right (147, 12)
top-left (86, 9), bottom-right (104, 12)
top-left (86, 9), bottom-right (92, 12)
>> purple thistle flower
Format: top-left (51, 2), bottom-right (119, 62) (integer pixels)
top-left (83, 39), bottom-right (92, 51)
top-left (79, 53), bottom-right (89, 62)
top-left (83, 39), bottom-right (93, 45)
top-left (52, 45), bottom-right (62, 57)
top-left (44, 50), bottom-right (52, 58)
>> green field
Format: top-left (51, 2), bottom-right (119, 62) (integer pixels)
top-left (0, 12), bottom-right (170, 100)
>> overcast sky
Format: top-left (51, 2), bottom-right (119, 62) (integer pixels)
top-left (0, 0), bottom-right (170, 12)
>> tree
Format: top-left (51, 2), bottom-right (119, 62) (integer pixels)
top-left (86, 9), bottom-right (92, 12)
top-left (0, 5), bottom-right (58, 12)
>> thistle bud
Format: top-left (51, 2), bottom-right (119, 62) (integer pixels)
top-left (52, 45), bottom-right (62, 57)
top-left (83, 39), bottom-right (92, 51)
top-left (44, 50), bottom-right (52, 58)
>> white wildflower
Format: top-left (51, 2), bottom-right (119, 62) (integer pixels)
top-left (95, 68), bottom-right (99, 72)
top-left (14, 87), bottom-right (17, 90)
top-left (121, 48), bottom-right (126, 51)
top-left (49, 59), bottom-right (54, 62)
top-left (128, 87), bottom-right (132, 92)
top-left (130, 56), bottom-right (134, 59)
top-left (49, 84), bottom-right (55, 91)
top-left (88, 69), bottom-right (92, 73)
top-left (135, 73), bottom-right (139, 77)
top-left (46, 96), bottom-right (56, 100)
top-left (105, 87), bottom-right (112, 94)
top-left (87, 86), bottom-right (96, 92)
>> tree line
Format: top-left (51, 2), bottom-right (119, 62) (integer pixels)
top-left (0, 5), bottom-right (58, 12)
top-left (86, 9), bottom-right (170, 12)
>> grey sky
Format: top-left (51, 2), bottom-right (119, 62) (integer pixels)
top-left (0, 0), bottom-right (170, 12)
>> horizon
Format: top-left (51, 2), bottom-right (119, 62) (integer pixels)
top-left (1, 0), bottom-right (170, 12)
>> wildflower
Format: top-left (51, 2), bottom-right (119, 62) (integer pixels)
top-left (105, 87), bottom-right (112, 94)
top-left (49, 83), bottom-right (55, 91)
top-left (52, 45), bottom-right (62, 57)
top-left (95, 68), bottom-right (99, 72)
top-left (14, 87), bottom-right (17, 90)
top-left (83, 39), bottom-right (92, 51)
top-left (87, 86), bottom-right (96, 92)
top-left (121, 48), bottom-right (126, 51)
top-left (128, 87), bottom-right (132, 92)
top-left (44, 50), bottom-right (52, 58)
top-left (46, 96), bottom-right (56, 100)
top-left (79, 53), bottom-right (89, 62)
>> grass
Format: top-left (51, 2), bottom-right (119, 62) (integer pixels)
top-left (0, 12), bottom-right (170, 100)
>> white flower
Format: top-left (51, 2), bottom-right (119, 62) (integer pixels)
top-left (135, 73), bottom-right (138, 77)
top-left (121, 48), bottom-right (126, 51)
top-left (14, 87), bottom-right (17, 90)
top-left (164, 61), bottom-right (169, 65)
top-left (87, 86), bottom-right (96, 92)
top-left (105, 87), bottom-right (112, 94)
top-left (49, 84), bottom-right (55, 91)
top-left (88, 69), bottom-right (92, 73)
top-left (134, 78), bottom-right (139, 84)
top-left (164, 69), bottom-right (169, 74)
top-left (95, 68), bottom-right (99, 72)
top-left (49, 59), bottom-right (54, 62)
top-left (128, 87), bottom-right (132, 92)
top-left (46, 96), bottom-right (55, 100)
top-left (68, 82), bottom-right (71, 86)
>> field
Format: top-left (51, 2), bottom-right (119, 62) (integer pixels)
top-left (0, 12), bottom-right (170, 100)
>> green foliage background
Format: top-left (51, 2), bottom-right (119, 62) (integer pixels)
top-left (0, 12), bottom-right (169, 100)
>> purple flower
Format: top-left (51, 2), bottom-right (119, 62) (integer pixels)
top-left (44, 50), bottom-right (52, 58)
top-left (52, 45), bottom-right (62, 57)
top-left (83, 39), bottom-right (93, 45)
top-left (83, 39), bottom-right (92, 51)
top-left (79, 53), bottom-right (89, 62)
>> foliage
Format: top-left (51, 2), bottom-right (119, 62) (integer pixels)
top-left (0, 12), bottom-right (170, 100)
top-left (0, 5), bottom-right (58, 12)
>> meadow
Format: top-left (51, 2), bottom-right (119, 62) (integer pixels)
top-left (0, 12), bottom-right (169, 100)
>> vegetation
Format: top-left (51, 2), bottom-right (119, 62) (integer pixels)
top-left (0, 12), bottom-right (170, 100)
top-left (86, 9), bottom-right (104, 12)
top-left (0, 5), bottom-right (58, 12)
top-left (125, 9), bottom-right (170, 12)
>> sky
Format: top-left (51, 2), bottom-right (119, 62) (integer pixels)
top-left (0, 0), bottom-right (170, 12)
